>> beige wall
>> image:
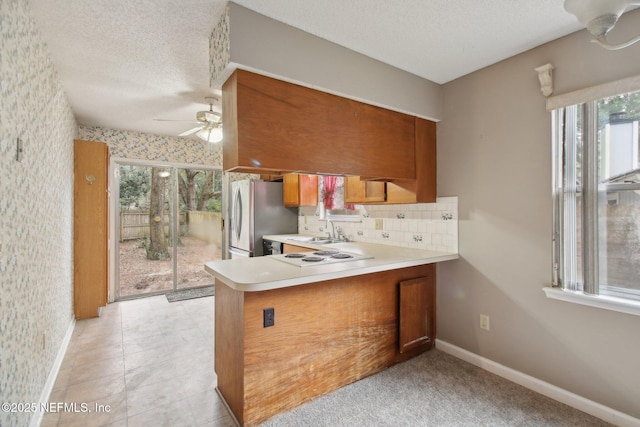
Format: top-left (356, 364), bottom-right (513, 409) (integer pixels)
top-left (219, 3), bottom-right (443, 121)
top-left (437, 9), bottom-right (640, 419)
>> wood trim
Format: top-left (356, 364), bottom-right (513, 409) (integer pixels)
top-left (222, 70), bottom-right (239, 170)
top-left (73, 140), bottom-right (109, 319)
top-left (414, 117), bottom-right (437, 203)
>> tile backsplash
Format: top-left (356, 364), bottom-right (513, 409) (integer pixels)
top-left (298, 197), bottom-right (458, 253)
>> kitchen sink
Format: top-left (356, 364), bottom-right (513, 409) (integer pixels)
top-left (288, 236), bottom-right (339, 245)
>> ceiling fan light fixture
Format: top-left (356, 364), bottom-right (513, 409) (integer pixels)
top-left (564, 0), bottom-right (640, 49)
top-left (196, 125), bottom-right (223, 143)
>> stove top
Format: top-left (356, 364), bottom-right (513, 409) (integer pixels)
top-left (272, 250), bottom-right (373, 268)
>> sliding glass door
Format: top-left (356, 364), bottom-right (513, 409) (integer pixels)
top-left (115, 162), bottom-right (222, 299)
top-left (175, 167), bottom-right (222, 289)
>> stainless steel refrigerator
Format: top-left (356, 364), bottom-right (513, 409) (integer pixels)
top-left (228, 180), bottom-right (298, 258)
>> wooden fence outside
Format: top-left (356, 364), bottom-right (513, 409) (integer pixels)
top-left (119, 211), bottom-right (187, 242)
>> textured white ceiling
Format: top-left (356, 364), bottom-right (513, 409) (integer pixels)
top-left (29, 0), bottom-right (583, 138)
top-left (232, 0), bottom-right (579, 84)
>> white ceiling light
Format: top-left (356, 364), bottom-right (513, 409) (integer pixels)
top-left (564, 0), bottom-right (640, 50)
top-left (196, 125), bottom-right (223, 143)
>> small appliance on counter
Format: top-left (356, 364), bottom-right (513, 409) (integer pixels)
top-left (228, 180), bottom-right (298, 258)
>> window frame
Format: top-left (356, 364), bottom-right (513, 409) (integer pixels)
top-left (548, 78), bottom-right (640, 317)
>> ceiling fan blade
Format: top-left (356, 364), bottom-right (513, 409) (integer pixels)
top-left (179, 125), bottom-right (204, 137)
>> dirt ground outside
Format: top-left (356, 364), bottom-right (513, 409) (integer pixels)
top-left (118, 236), bottom-right (221, 298)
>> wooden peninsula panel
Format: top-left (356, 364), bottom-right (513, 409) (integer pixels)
top-left (215, 264), bottom-right (434, 426)
top-left (222, 69), bottom-right (416, 179)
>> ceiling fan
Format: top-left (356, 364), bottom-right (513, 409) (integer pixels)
top-left (155, 96), bottom-right (223, 143)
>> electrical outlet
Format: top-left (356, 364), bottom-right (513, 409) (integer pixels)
top-left (480, 314), bottom-right (490, 331)
top-left (263, 308), bottom-right (275, 328)
top-left (375, 218), bottom-right (384, 230)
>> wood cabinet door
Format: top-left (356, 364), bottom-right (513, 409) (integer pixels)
top-left (74, 140), bottom-right (109, 319)
top-left (283, 174), bottom-right (318, 207)
top-left (298, 174), bottom-right (318, 206)
top-left (283, 174), bottom-right (300, 206)
top-left (398, 273), bottom-right (434, 353)
top-left (282, 244), bottom-right (315, 254)
top-left (344, 176), bottom-right (385, 203)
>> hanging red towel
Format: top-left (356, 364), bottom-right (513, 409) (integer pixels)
top-left (323, 176), bottom-right (337, 209)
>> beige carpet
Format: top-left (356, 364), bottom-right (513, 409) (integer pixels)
top-left (261, 349), bottom-right (612, 426)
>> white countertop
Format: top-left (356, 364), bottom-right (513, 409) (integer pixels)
top-left (204, 234), bottom-right (459, 292)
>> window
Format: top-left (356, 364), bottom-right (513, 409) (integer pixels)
top-left (319, 176), bottom-right (361, 221)
top-left (552, 89), bottom-right (640, 309)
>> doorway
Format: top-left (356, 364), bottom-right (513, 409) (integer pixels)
top-left (114, 161), bottom-right (222, 299)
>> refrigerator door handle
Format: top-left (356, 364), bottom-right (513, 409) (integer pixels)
top-left (233, 186), bottom-right (242, 242)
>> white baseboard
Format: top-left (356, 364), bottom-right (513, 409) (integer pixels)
top-left (436, 339), bottom-right (640, 427)
top-left (29, 317), bottom-right (75, 427)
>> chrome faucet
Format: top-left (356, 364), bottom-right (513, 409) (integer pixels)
top-left (326, 219), bottom-right (336, 240)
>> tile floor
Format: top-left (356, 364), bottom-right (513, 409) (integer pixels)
top-left (41, 295), bottom-right (236, 427)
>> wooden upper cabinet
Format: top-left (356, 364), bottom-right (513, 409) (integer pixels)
top-left (345, 117), bottom-right (436, 205)
top-left (382, 117), bottom-right (437, 204)
top-left (398, 268), bottom-right (435, 353)
top-left (344, 176), bottom-right (385, 203)
top-left (222, 70), bottom-right (416, 179)
top-left (283, 174), bottom-right (318, 207)
top-left (74, 140), bottom-right (109, 319)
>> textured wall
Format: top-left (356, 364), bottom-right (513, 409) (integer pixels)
top-left (209, 3), bottom-right (230, 87)
top-left (437, 9), bottom-right (640, 420)
top-left (0, 1), bottom-right (78, 426)
top-left (77, 125), bottom-right (222, 166)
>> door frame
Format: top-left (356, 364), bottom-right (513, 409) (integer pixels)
top-left (108, 157), bottom-right (221, 302)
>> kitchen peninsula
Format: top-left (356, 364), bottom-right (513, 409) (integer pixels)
top-left (205, 236), bottom-right (458, 426)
